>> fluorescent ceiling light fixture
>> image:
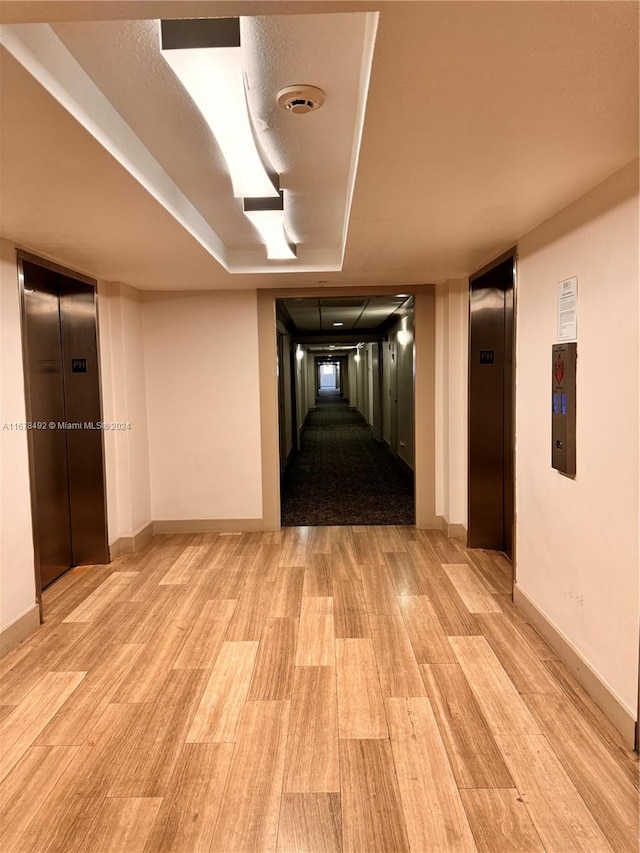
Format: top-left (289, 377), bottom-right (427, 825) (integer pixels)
top-left (160, 18), bottom-right (278, 200)
top-left (244, 210), bottom-right (295, 260)
top-left (244, 195), bottom-right (296, 260)
top-left (333, 322), bottom-right (344, 327)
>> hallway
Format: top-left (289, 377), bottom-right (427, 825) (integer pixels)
top-left (0, 527), bottom-right (637, 852)
top-left (281, 391), bottom-right (415, 526)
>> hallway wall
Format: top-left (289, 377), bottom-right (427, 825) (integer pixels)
top-left (280, 331), bottom-right (294, 462)
top-left (348, 351), bottom-right (358, 409)
top-left (142, 290), bottom-right (263, 523)
top-left (306, 354), bottom-right (316, 413)
top-left (516, 159), bottom-right (639, 722)
top-left (294, 346), bottom-right (308, 446)
top-left (0, 239), bottom-right (36, 634)
top-left (389, 314), bottom-right (415, 471)
top-left (382, 340), bottom-right (391, 445)
top-left (435, 278), bottom-right (469, 532)
top-left (356, 347), bottom-right (368, 421)
top-left (352, 323), bottom-right (416, 472)
top-left (98, 281), bottom-right (151, 547)
top-left (366, 343), bottom-right (375, 425)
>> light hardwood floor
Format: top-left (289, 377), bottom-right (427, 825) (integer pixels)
top-left (0, 527), bottom-right (637, 852)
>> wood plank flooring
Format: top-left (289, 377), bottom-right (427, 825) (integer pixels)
top-left (0, 527), bottom-right (637, 852)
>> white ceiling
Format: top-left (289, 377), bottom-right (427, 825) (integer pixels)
top-left (0, 1), bottom-right (638, 291)
top-left (47, 12), bottom-right (376, 270)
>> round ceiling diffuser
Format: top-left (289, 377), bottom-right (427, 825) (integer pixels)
top-left (277, 85), bottom-right (325, 114)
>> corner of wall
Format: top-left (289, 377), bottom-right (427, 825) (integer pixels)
top-left (98, 279), bottom-right (152, 547)
top-left (0, 238), bottom-right (37, 634)
top-left (434, 278), bottom-right (469, 529)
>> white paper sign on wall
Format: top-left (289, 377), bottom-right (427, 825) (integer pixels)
top-left (557, 277), bottom-right (578, 342)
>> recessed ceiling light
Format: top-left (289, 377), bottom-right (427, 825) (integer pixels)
top-left (333, 322), bottom-right (344, 327)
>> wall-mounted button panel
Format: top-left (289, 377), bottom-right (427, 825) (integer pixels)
top-left (551, 342), bottom-right (577, 476)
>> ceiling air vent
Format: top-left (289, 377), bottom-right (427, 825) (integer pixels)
top-left (277, 85), bottom-right (325, 114)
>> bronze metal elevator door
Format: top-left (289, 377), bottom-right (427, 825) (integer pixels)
top-left (21, 258), bottom-right (108, 589)
top-left (468, 253), bottom-right (515, 558)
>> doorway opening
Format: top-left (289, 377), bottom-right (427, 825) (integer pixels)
top-left (320, 362), bottom-right (338, 391)
top-left (276, 295), bottom-right (416, 527)
top-left (468, 249), bottom-right (516, 559)
top-left (18, 253), bottom-right (108, 610)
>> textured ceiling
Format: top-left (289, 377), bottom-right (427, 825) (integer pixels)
top-left (47, 12), bottom-right (375, 267)
top-left (0, 1), bottom-right (638, 290)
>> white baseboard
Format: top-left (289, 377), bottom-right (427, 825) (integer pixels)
top-left (0, 604), bottom-right (40, 657)
top-left (109, 521), bottom-right (154, 558)
top-left (514, 584), bottom-right (637, 748)
top-left (435, 516), bottom-right (468, 539)
top-left (416, 516), bottom-right (443, 530)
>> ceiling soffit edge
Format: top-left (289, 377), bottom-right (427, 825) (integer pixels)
top-left (0, 12), bottom-right (379, 275)
top-left (0, 22), bottom-right (229, 264)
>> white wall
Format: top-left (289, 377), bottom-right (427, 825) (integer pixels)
top-left (435, 279), bottom-right (469, 528)
top-left (306, 354), bottom-right (316, 412)
top-left (0, 239), bottom-right (36, 630)
top-left (142, 290), bottom-right (263, 521)
top-left (279, 332), bottom-right (294, 460)
top-left (389, 315), bottom-right (415, 470)
top-left (356, 348), bottom-right (367, 420)
top-left (382, 340), bottom-right (391, 444)
top-left (294, 346), bottom-right (308, 442)
top-left (516, 159), bottom-right (639, 716)
top-left (371, 344), bottom-right (382, 441)
top-left (348, 352), bottom-right (358, 409)
top-left (98, 281), bottom-right (151, 543)
top-left (366, 343), bottom-right (375, 425)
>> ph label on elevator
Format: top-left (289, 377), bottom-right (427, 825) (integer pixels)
top-left (480, 350), bottom-right (494, 364)
top-left (557, 277), bottom-right (578, 342)
top-left (71, 358), bottom-right (87, 373)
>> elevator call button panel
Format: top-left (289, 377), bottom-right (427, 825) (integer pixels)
top-left (551, 342), bottom-right (576, 476)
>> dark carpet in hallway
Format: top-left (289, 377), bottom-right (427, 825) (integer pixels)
top-left (281, 391), bottom-right (415, 526)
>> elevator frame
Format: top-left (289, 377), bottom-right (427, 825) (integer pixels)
top-left (17, 250), bottom-right (109, 620)
top-left (467, 246), bottom-right (517, 563)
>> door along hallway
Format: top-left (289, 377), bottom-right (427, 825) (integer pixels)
top-left (0, 526), bottom-right (637, 852)
top-left (281, 391), bottom-right (415, 526)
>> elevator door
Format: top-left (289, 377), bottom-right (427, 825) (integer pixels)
top-left (21, 258), bottom-right (108, 589)
top-left (468, 253), bottom-right (515, 558)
